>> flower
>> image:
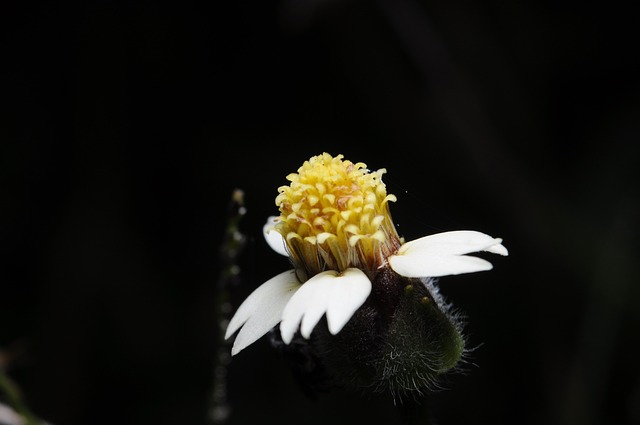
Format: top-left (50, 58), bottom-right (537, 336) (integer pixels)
top-left (225, 153), bottom-right (508, 395)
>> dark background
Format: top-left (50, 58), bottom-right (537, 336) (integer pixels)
top-left (1, 0), bottom-right (639, 424)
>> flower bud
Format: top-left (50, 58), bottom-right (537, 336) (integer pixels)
top-left (270, 265), bottom-right (465, 400)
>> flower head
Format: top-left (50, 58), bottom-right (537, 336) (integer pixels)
top-left (225, 152), bottom-right (508, 397)
top-left (273, 152), bottom-right (401, 279)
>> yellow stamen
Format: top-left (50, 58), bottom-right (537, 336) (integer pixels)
top-left (274, 153), bottom-right (402, 279)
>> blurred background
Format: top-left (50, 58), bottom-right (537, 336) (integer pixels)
top-left (1, 0), bottom-right (639, 424)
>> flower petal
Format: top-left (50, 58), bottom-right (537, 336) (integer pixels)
top-left (397, 230), bottom-right (509, 257)
top-left (279, 272), bottom-right (331, 344)
top-left (325, 268), bottom-right (371, 335)
top-left (298, 278), bottom-right (332, 339)
top-left (263, 216), bottom-right (288, 257)
top-left (389, 230), bottom-right (508, 278)
top-left (279, 269), bottom-right (372, 344)
top-left (389, 252), bottom-right (494, 277)
top-left (225, 270), bottom-right (300, 356)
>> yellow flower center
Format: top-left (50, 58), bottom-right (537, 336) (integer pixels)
top-left (274, 152), bottom-right (402, 280)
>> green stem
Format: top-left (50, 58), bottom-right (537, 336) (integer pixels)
top-left (0, 368), bottom-right (40, 425)
top-left (208, 189), bottom-right (247, 425)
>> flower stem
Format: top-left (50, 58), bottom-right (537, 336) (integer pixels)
top-left (0, 366), bottom-right (41, 425)
top-left (208, 189), bottom-right (247, 424)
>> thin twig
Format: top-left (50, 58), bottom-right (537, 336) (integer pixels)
top-left (208, 189), bottom-right (247, 425)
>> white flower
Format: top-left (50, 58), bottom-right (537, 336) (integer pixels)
top-left (225, 153), bottom-right (508, 356)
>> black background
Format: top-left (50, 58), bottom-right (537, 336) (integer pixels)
top-left (1, 1), bottom-right (639, 424)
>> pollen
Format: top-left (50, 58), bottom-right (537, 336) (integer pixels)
top-left (274, 153), bottom-right (402, 279)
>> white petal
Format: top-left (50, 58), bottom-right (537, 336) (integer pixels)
top-left (325, 268), bottom-right (371, 335)
top-left (0, 403), bottom-right (23, 425)
top-left (279, 269), bottom-right (372, 344)
top-left (279, 272), bottom-right (331, 344)
top-left (485, 240), bottom-right (509, 256)
top-left (397, 230), bottom-right (509, 257)
top-left (225, 270), bottom-right (300, 355)
top-left (263, 216), bottom-right (288, 256)
top-left (389, 230), bottom-right (508, 278)
top-left (389, 252), bottom-right (494, 277)
top-left (298, 277), bottom-right (332, 339)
